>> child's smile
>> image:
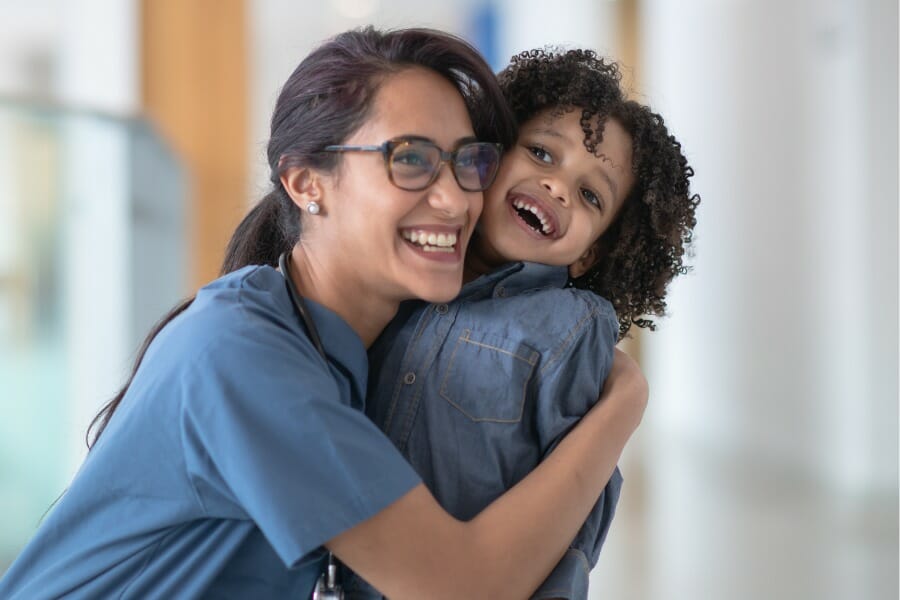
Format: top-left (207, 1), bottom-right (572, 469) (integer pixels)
top-left (509, 191), bottom-right (560, 238)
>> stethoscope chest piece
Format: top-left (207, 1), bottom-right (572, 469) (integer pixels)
top-left (279, 252), bottom-right (345, 600)
top-left (312, 556), bottom-right (343, 600)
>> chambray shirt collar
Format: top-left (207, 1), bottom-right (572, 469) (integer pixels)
top-left (458, 261), bottom-right (569, 301)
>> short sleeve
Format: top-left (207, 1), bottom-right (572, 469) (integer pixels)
top-left (534, 295), bottom-right (619, 452)
top-left (530, 468), bottom-right (623, 600)
top-left (530, 295), bottom-right (622, 598)
top-left (178, 303), bottom-right (421, 568)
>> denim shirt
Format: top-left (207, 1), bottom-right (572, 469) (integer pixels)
top-left (345, 262), bottom-right (623, 600)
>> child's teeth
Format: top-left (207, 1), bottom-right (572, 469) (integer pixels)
top-left (437, 233), bottom-right (447, 246)
top-left (427, 233), bottom-right (437, 245)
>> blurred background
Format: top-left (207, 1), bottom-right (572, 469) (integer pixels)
top-left (0, 0), bottom-right (896, 598)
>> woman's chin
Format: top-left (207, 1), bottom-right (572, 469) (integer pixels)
top-left (409, 276), bottom-right (463, 305)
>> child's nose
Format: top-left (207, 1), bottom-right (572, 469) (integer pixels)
top-left (542, 178), bottom-right (570, 206)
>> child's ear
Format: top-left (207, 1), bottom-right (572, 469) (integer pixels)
top-left (569, 244), bottom-right (601, 279)
top-left (280, 167), bottom-right (326, 214)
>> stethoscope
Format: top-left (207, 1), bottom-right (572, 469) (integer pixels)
top-left (277, 251), bottom-right (344, 600)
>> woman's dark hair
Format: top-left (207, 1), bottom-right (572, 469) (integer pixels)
top-left (86, 27), bottom-right (516, 448)
top-left (498, 48), bottom-right (700, 339)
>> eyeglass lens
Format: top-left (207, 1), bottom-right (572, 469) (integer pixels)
top-left (388, 142), bottom-right (500, 191)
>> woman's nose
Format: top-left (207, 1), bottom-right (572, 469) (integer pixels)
top-left (428, 168), bottom-right (477, 219)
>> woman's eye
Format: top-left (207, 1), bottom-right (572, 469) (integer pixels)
top-left (394, 152), bottom-right (429, 166)
top-left (581, 188), bottom-right (602, 210)
top-left (527, 145), bottom-right (553, 164)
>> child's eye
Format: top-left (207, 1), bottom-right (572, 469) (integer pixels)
top-left (581, 188), bottom-right (603, 210)
top-left (527, 145), bottom-right (553, 164)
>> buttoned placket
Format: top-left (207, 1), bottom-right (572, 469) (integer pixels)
top-left (381, 302), bottom-right (457, 451)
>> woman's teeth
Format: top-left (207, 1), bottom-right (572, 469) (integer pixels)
top-left (402, 230), bottom-right (457, 253)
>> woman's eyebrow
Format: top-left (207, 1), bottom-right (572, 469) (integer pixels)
top-left (455, 135), bottom-right (478, 145)
top-left (394, 134), bottom-right (479, 146)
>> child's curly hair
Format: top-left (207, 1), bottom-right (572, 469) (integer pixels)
top-left (499, 48), bottom-right (700, 339)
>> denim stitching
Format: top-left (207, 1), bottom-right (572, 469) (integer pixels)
top-left (383, 308), bottom-right (435, 433)
top-left (397, 307), bottom-right (453, 450)
top-left (438, 329), bottom-right (538, 423)
top-left (539, 301), bottom-right (598, 376)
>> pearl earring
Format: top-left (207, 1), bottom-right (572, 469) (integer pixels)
top-left (306, 201), bottom-right (320, 215)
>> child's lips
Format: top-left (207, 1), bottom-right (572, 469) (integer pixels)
top-left (506, 192), bottom-right (562, 239)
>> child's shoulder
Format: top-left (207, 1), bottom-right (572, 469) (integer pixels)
top-left (461, 285), bottom-right (618, 354)
top-left (517, 285), bottom-right (616, 324)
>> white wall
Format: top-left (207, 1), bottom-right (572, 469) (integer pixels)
top-left (640, 0), bottom-right (898, 498)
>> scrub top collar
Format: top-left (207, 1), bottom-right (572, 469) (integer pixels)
top-left (286, 287), bottom-right (368, 400)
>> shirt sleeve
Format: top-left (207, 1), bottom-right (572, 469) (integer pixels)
top-left (533, 295), bottom-right (619, 450)
top-left (178, 303), bottom-right (422, 569)
top-left (531, 295), bottom-right (623, 599)
top-left (530, 469), bottom-right (623, 600)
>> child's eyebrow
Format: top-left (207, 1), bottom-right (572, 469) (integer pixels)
top-left (594, 154), bottom-right (626, 201)
top-left (530, 127), bottom-right (566, 140)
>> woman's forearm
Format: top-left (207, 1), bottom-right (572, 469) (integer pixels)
top-left (464, 351), bottom-right (646, 598)
top-left (330, 349), bottom-right (647, 599)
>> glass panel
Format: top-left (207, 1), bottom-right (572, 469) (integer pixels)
top-left (0, 100), bottom-right (187, 570)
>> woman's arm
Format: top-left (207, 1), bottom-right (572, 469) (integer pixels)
top-left (328, 349), bottom-right (647, 600)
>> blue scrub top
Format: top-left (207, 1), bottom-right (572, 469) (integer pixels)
top-left (0, 266), bottom-right (421, 599)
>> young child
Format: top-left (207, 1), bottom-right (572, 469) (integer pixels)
top-left (349, 49), bottom-right (699, 599)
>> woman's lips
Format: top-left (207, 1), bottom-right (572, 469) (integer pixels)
top-left (399, 225), bottom-right (464, 263)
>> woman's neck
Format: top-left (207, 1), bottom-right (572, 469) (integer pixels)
top-left (463, 233), bottom-right (503, 284)
top-left (287, 245), bottom-right (398, 348)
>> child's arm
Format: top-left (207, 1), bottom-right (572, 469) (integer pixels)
top-left (530, 300), bottom-right (624, 600)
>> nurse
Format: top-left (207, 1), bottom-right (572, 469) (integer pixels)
top-left (0, 27), bottom-right (647, 599)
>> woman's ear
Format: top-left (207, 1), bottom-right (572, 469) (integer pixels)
top-left (280, 167), bottom-right (325, 215)
top-left (568, 244), bottom-right (601, 279)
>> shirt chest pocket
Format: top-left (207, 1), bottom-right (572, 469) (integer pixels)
top-left (438, 328), bottom-right (539, 423)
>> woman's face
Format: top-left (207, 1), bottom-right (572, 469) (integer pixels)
top-left (312, 67), bottom-right (482, 303)
top-left (471, 109), bottom-right (635, 275)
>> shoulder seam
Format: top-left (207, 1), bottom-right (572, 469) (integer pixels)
top-left (538, 297), bottom-right (613, 376)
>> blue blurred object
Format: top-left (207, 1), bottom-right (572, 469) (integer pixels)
top-left (468, 1), bottom-right (502, 72)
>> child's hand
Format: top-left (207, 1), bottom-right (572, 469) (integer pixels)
top-left (597, 348), bottom-right (648, 433)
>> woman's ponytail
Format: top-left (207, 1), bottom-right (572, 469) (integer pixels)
top-left (221, 187), bottom-right (300, 275)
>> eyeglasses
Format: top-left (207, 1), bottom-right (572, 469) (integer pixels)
top-left (323, 137), bottom-right (503, 192)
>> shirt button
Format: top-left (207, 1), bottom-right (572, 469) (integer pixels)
top-left (496, 286), bottom-right (506, 298)
top-left (435, 303), bottom-right (449, 315)
top-left (403, 372), bottom-right (416, 385)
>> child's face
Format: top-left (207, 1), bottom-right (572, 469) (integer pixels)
top-left (472, 109), bottom-right (635, 277)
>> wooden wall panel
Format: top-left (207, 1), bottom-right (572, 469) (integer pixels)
top-left (141, 0), bottom-right (248, 290)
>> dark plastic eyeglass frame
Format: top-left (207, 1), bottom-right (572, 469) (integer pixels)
top-left (322, 138), bottom-right (503, 192)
